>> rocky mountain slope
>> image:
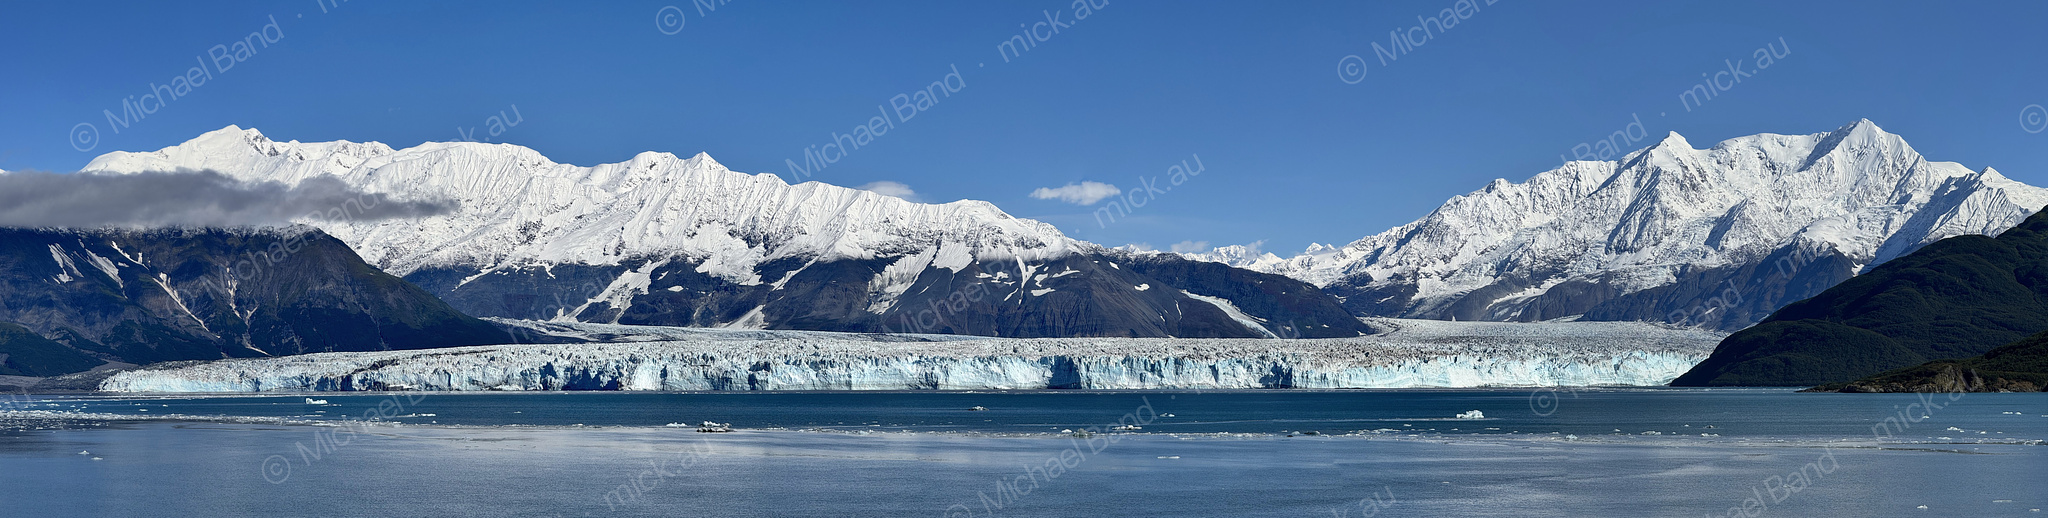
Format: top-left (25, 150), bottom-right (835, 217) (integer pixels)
top-left (1194, 120), bottom-right (2048, 331)
top-left (82, 127), bottom-right (1370, 338)
top-left (0, 227), bottom-right (510, 370)
top-left (1673, 204), bottom-right (2048, 386)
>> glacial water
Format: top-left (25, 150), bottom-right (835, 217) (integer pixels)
top-left (2, 389), bottom-right (2042, 517)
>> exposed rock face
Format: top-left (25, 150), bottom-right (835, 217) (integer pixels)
top-left (0, 227), bottom-right (509, 369)
top-left (404, 251), bottom-right (1372, 338)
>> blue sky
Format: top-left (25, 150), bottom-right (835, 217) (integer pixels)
top-left (4, 0), bottom-right (2045, 256)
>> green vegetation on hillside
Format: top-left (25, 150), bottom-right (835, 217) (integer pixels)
top-left (0, 322), bottom-right (102, 377)
top-left (1810, 330), bottom-right (2048, 392)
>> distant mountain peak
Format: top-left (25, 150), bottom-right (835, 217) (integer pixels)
top-left (1191, 120), bottom-right (2048, 331)
top-left (201, 124), bottom-right (261, 140)
top-left (1835, 117), bottom-right (1882, 134)
top-left (1654, 130), bottom-right (1691, 148)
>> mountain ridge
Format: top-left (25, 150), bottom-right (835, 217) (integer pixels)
top-left (81, 127), bottom-right (1370, 339)
top-left (82, 120), bottom-right (2042, 338)
top-left (85, 126), bottom-right (1085, 279)
top-left (1185, 119), bottom-right (2048, 331)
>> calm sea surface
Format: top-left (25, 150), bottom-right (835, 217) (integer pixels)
top-left (2, 388), bottom-right (2042, 517)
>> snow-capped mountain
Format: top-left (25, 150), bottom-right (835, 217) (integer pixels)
top-left (1195, 120), bottom-right (2048, 331)
top-left (85, 126), bottom-right (1077, 277)
top-left (82, 127), bottom-right (1370, 338)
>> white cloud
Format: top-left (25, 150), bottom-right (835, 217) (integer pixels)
top-left (855, 181), bottom-right (921, 202)
top-left (1169, 240), bottom-right (1212, 253)
top-left (1029, 181), bottom-right (1121, 205)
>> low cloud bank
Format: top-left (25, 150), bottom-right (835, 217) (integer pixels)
top-left (0, 169), bottom-right (455, 228)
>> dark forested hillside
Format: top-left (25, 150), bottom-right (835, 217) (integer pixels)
top-left (0, 226), bottom-right (508, 374)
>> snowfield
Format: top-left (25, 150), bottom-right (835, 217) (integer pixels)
top-left (99, 319), bottom-right (1725, 392)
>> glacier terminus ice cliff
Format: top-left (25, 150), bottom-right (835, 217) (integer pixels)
top-left (98, 318), bottom-right (1723, 392)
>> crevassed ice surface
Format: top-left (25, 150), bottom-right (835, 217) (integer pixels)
top-left (100, 319), bottom-right (1724, 392)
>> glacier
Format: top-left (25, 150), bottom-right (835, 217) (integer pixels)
top-left (98, 319), bottom-right (1724, 392)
